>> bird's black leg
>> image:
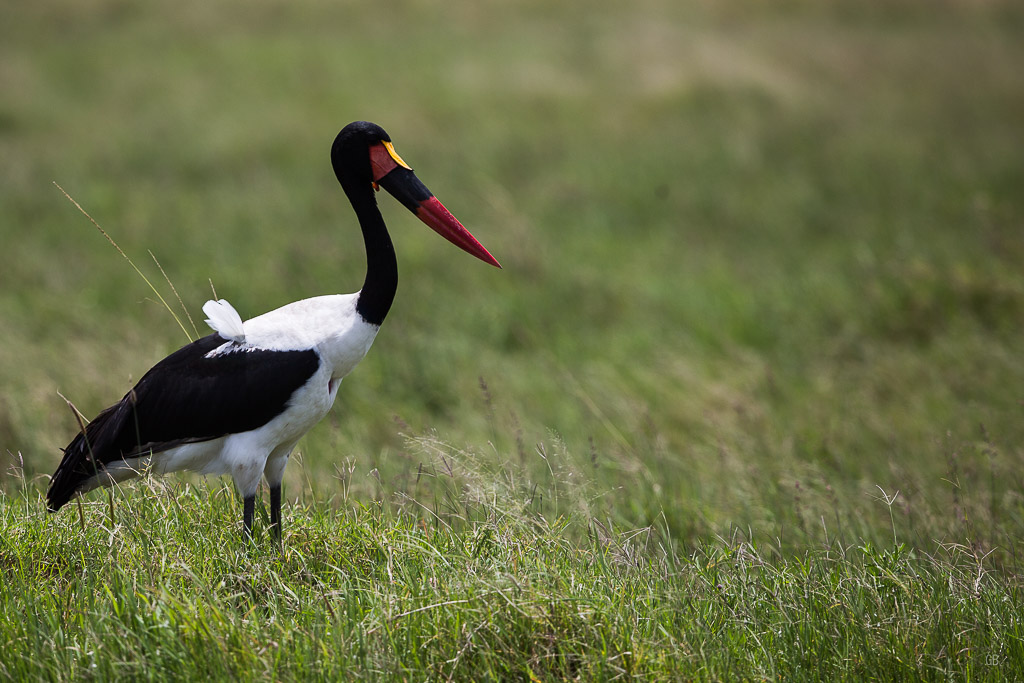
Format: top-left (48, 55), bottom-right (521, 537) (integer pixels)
top-left (243, 494), bottom-right (255, 541)
top-left (270, 484), bottom-right (282, 543)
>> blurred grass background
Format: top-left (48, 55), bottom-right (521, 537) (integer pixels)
top-left (2, 0), bottom-right (1023, 558)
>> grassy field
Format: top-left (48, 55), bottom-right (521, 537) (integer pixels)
top-left (2, 0), bottom-right (1024, 678)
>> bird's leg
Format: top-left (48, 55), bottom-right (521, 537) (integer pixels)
top-left (270, 484), bottom-right (282, 543)
top-left (243, 494), bottom-right (255, 541)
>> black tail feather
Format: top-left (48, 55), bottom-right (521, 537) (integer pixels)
top-left (47, 400), bottom-right (132, 512)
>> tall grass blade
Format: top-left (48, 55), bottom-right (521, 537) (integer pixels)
top-left (53, 182), bottom-right (194, 342)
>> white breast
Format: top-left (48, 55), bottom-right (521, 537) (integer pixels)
top-left (238, 293), bottom-right (380, 380)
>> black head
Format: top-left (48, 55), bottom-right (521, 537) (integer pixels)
top-left (331, 121), bottom-right (393, 190)
top-left (329, 120), bottom-right (501, 268)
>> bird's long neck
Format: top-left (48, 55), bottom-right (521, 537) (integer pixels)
top-left (351, 186), bottom-right (397, 326)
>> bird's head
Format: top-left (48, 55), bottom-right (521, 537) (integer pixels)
top-left (331, 121), bottom-right (500, 268)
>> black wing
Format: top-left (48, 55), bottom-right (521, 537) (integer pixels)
top-left (47, 333), bottom-right (321, 511)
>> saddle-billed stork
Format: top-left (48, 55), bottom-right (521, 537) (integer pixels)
top-left (46, 121), bottom-right (500, 540)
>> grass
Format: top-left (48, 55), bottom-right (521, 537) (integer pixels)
top-left (3, 439), bottom-right (1023, 680)
top-left (2, 0), bottom-right (1024, 678)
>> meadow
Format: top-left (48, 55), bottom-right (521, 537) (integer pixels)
top-left (2, 0), bottom-right (1023, 679)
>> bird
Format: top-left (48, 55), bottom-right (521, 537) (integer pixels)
top-left (46, 120), bottom-right (500, 540)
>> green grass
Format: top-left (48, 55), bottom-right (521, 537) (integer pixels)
top-left (3, 440), bottom-right (1023, 680)
top-left (2, 0), bottom-right (1024, 678)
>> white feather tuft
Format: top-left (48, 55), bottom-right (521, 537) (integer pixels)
top-left (203, 299), bottom-right (246, 343)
